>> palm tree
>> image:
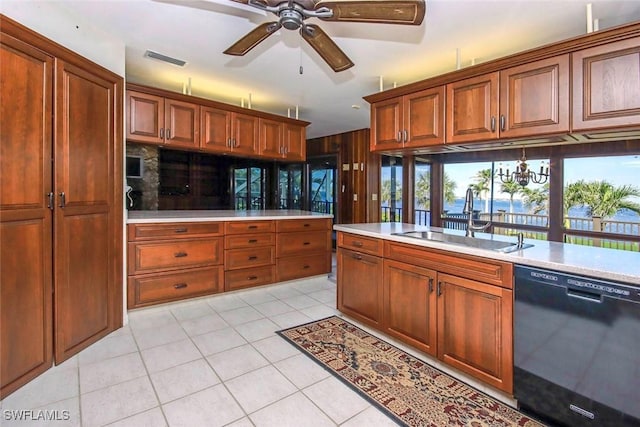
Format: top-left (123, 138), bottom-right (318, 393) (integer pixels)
top-left (415, 171), bottom-right (457, 210)
top-left (381, 179), bottom-right (402, 206)
top-left (471, 168), bottom-right (492, 212)
top-left (579, 181), bottom-right (640, 218)
top-left (500, 181), bottom-right (522, 214)
top-left (521, 183), bottom-right (549, 215)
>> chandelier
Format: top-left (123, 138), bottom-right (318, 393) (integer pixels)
top-left (498, 148), bottom-right (549, 187)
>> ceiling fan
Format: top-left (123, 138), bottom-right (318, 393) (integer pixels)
top-left (224, 0), bottom-right (426, 72)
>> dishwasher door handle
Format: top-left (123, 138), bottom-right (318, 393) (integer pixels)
top-left (567, 288), bottom-right (602, 303)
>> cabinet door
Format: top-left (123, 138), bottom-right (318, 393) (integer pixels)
top-left (572, 37), bottom-right (640, 131)
top-left (231, 112), bottom-right (258, 156)
top-left (370, 97), bottom-right (403, 151)
top-left (283, 123), bottom-right (306, 161)
top-left (200, 106), bottom-right (231, 153)
top-left (337, 248), bottom-right (383, 328)
top-left (165, 99), bottom-right (199, 149)
top-left (500, 55), bottom-right (569, 138)
top-left (126, 90), bottom-right (164, 144)
top-left (54, 60), bottom-right (123, 362)
top-left (258, 118), bottom-right (284, 159)
top-left (0, 33), bottom-right (54, 398)
top-left (404, 86), bottom-right (445, 147)
top-left (383, 260), bottom-right (437, 356)
top-left (446, 72), bottom-right (499, 143)
top-left (437, 273), bottom-right (513, 393)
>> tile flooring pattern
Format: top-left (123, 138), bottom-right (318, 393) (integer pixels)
top-left (1, 274), bottom-right (513, 427)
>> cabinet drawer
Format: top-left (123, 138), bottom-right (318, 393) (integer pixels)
top-left (277, 253), bottom-right (331, 282)
top-left (224, 247), bottom-right (275, 270)
top-left (276, 231), bottom-right (329, 257)
top-left (225, 266), bottom-right (275, 291)
top-left (128, 238), bottom-right (222, 274)
top-left (128, 222), bottom-right (222, 241)
top-left (224, 233), bottom-right (275, 249)
top-left (128, 266), bottom-right (223, 308)
top-left (225, 220), bottom-right (275, 235)
top-left (384, 241), bottom-right (513, 288)
top-left (337, 232), bottom-right (383, 256)
top-left (276, 218), bottom-right (330, 232)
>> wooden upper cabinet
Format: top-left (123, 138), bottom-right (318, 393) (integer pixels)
top-left (200, 106), bottom-right (231, 153)
top-left (231, 112), bottom-right (259, 156)
top-left (572, 36), bottom-right (640, 132)
top-left (500, 54), bottom-right (570, 138)
top-left (371, 86), bottom-right (445, 151)
top-left (258, 118), bottom-right (284, 159)
top-left (126, 90), bottom-right (199, 148)
top-left (446, 72), bottom-right (499, 143)
top-left (283, 123), bottom-right (306, 161)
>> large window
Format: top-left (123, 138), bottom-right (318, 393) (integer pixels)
top-left (381, 156), bottom-right (403, 222)
top-left (563, 155), bottom-right (640, 251)
top-left (278, 165), bottom-right (303, 209)
top-left (233, 166), bottom-right (265, 210)
top-left (414, 158), bottom-right (431, 225)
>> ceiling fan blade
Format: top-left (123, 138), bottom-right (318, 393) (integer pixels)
top-left (316, 0), bottom-right (425, 25)
top-left (224, 22), bottom-right (281, 56)
top-left (301, 24), bottom-right (354, 72)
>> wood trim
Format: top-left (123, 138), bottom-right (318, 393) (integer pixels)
top-left (364, 20), bottom-right (640, 104)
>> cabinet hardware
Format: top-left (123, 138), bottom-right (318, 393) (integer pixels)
top-left (490, 116), bottom-right (496, 132)
top-left (303, 265), bottom-right (310, 269)
top-left (500, 115), bottom-right (506, 132)
top-left (58, 192), bottom-right (66, 208)
top-left (248, 275), bottom-right (258, 280)
top-left (248, 256), bottom-right (258, 260)
top-left (248, 225), bottom-right (258, 229)
top-left (233, 139), bottom-right (238, 147)
top-left (174, 228), bottom-right (188, 233)
top-left (403, 129), bottom-right (408, 142)
top-left (47, 192), bottom-right (54, 210)
top-left (173, 283), bottom-right (188, 289)
top-left (159, 128), bottom-right (164, 139)
top-left (429, 277), bottom-right (434, 292)
top-left (248, 239), bottom-right (258, 243)
top-left (303, 223), bottom-right (310, 227)
top-left (227, 138), bottom-right (232, 147)
top-left (303, 242), bottom-right (311, 246)
top-left (397, 131), bottom-right (402, 143)
top-left (166, 128), bottom-right (171, 140)
top-left (174, 252), bottom-right (188, 258)
top-left (352, 241), bottom-right (363, 247)
top-left (437, 281), bottom-right (443, 296)
top-left (352, 253), bottom-right (363, 260)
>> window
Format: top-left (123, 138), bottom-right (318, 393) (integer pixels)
top-left (278, 165), bottom-right (303, 209)
top-left (233, 166), bottom-right (265, 210)
top-left (563, 155), bottom-right (640, 251)
top-left (381, 156), bottom-right (402, 222)
top-left (441, 159), bottom-right (549, 240)
top-left (414, 158), bottom-right (431, 225)
top-left (310, 166), bottom-right (335, 215)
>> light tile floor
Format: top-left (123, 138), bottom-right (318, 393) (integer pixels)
top-left (1, 271), bottom-right (515, 427)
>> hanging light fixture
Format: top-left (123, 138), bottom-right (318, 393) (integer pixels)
top-left (498, 148), bottom-right (549, 187)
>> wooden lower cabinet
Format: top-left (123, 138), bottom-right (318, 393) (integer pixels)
top-left (225, 266), bottom-right (275, 291)
top-left (337, 248), bottom-right (383, 328)
top-left (437, 273), bottom-right (513, 393)
top-left (275, 218), bottom-right (332, 283)
top-left (383, 260), bottom-right (437, 357)
top-left (336, 231), bottom-right (514, 394)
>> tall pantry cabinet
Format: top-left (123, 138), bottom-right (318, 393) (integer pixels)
top-left (0, 16), bottom-right (123, 398)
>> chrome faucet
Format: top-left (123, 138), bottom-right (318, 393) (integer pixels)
top-left (462, 186), bottom-right (491, 237)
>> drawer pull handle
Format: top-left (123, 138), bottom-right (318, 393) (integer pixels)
top-left (303, 265), bottom-right (310, 269)
top-left (248, 225), bottom-right (258, 229)
top-left (303, 242), bottom-right (311, 246)
top-left (174, 228), bottom-right (188, 233)
top-left (303, 223), bottom-right (310, 227)
top-left (174, 252), bottom-right (188, 258)
top-left (174, 283), bottom-right (188, 289)
top-left (352, 241), bottom-right (363, 247)
top-left (248, 256), bottom-right (258, 261)
top-left (248, 239), bottom-right (258, 243)
top-left (352, 254), bottom-right (363, 260)
top-left (248, 275), bottom-right (258, 280)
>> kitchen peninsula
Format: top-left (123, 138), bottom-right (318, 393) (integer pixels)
top-left (126, 210), bottom-right (332, 308)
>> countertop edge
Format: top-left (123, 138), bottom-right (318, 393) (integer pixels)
top-left (333, 223), bottom-right (640, 286)
top-left (127, 210), bottom-right (333, 224)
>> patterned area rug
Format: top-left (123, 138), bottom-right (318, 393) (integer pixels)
top-left (277, 316), bottom-right (543, 427)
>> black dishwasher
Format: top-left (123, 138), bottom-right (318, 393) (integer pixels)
top-left (514, 266), bottom-right (640, 427)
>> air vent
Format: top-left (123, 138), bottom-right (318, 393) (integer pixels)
top-left (144, 50), bottom-right (187, 67)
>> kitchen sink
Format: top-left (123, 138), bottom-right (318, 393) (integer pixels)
top-left (392, 230), bottom-right (534, 253)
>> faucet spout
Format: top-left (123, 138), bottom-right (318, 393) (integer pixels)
top-left (463, 186), bottom-right (491, 237)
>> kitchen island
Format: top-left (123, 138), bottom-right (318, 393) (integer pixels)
top-left (332, 222), bottom-right (640, 398)
top-left (126, 210), bottom-right (333, 308)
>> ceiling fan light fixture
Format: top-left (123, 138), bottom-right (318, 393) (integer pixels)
top-left (279, 8), bottom-right (303, 30)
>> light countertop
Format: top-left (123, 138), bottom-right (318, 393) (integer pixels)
top-left (333, 223), bottom-right (640, 286)
top-left (127, 210), bottom-right (333, 224)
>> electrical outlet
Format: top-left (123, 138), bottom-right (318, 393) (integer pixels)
top-left (372, 193), bottom-right (378, 201)
top-left (353, 194), bottom-right (358, 201)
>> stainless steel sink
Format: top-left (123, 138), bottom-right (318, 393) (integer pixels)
top-left (392, 230), bottom-right (534, 253)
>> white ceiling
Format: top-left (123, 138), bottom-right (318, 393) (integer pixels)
top-left (36, 0), bottom-right (640, 138)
